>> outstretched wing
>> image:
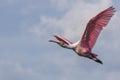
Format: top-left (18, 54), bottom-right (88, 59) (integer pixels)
top-left (80, 6), bottom-right (116, 51)
top-left (54, 35), bottom-right (72, 45)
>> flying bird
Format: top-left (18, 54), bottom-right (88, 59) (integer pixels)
top-left (49, 6), bottom-right (116, 64)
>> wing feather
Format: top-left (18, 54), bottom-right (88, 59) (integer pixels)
top-left (80, 6), bottom-right (116, 51)
top-left (54, 35), bottom-right (72, 45)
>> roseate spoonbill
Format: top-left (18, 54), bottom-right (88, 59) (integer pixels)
top-left (49, 6), bottom-right (116, 64)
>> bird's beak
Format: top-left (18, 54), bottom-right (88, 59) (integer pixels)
top-left (49, 40), bottom-right (59, 44)
top-left (49, 40), bottom-right (65, 47)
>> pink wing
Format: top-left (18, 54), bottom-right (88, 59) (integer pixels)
top-left (80, 6), bottom-right (116, 51)
top-left (54, 35), bottom-right (72, 45)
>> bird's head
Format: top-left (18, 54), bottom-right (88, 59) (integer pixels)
top-left (49, 35), bottom-right (73, 49)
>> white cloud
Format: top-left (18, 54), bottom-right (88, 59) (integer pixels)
top-left (1, 0), bottom-right (119, 80)
top-left (28, 1), bottom-right (120, 79)
top-left (31, 0), bottom-right (112, 41)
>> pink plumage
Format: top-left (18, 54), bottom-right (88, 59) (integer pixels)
top-left (49, 6), bottom-right (116, 64)
top-left (80, 6), bottom-right (116, 51)
top-left (54, 35), bottom-right (72, 45)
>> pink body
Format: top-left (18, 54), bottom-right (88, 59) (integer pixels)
top-left (49, 6), bottom-right (116, 64)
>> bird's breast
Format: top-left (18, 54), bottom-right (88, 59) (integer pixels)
top-left (75, 46), bottom-right (89, 56)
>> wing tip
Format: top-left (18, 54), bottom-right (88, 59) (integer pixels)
top-left (54, 34), bottom-right (61, 39)
top-left (109, 6), bottom-right (116, 12)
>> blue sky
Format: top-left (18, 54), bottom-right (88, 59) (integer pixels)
top-left (0, 0), bottom-right (120, 80)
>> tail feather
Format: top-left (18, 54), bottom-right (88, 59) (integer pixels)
top-left (94, 58), bottom-right (103, 64)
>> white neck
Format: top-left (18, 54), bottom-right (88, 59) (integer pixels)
top-left (61, 44), bottom-right (73, 49)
